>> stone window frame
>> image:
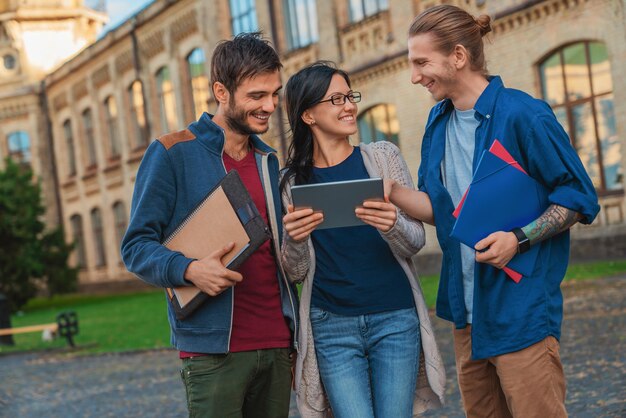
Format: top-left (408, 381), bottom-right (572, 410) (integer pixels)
top-left (229, 0), bottom-right (258, 35)
top-left (70, 213), bottom-right (87, 269)
top-left (538, 40), bottom-right (623, 195)
top-left (112, 200), bottom-right (127, 252)
top-left (155, 66), bottom-right (179, 135)
top-left (63, 119), bottom-right (77, 177)
top-left (90, 207), bottom-right (107, 268)
top-left (348, 0), bottom-right (389, 23)
top-left (6, 130), bottom-right (31, 166)
top-left (357, 103), bottom-right (400, 146)
top-left (127, 80), bottom-right (150, 149)
top-left (81, 108), bottom-right (98, 168)
top-left (103, 95), bottom-right (121, 158)
top-left (283, 0), bottom-right (320, 51)
top-left (186, 47), bottom-right (210, 120)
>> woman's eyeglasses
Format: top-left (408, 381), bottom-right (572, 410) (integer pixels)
top-left (317, 92), bottom-right (362, 106)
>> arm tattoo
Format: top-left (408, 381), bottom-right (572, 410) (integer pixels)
top-left (522, 204), bottom-right (581, 245)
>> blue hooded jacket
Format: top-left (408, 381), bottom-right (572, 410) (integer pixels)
top-left (122, 113), bottom-right (299, 354)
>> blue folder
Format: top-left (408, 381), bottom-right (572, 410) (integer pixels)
top-left (450, 150), bottom-right (549, 276)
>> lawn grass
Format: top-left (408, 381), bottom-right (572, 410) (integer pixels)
top-left (0, 290), bottom-right (170, 355)
top-left (562, 259), bottom-right (626, 281)
top-left (418, 258), bottom-right (626, 307)
top-left (1, 259), bottom-right (624, 356)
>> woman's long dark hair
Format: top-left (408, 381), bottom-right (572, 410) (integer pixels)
top-left (279, 61), bottom-right (351, 196)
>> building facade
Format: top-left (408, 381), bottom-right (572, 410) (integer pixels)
top-left (1, 0), bottom-right (624, 286)
top-left (0, 0), bottom-right (106, 229)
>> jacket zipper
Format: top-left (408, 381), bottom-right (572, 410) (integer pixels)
top-left (261, 153), bottom-right (299, 351)
top-left (218, 129), bottom-right (235, 353)
top-left (220, 133), bottom-right (298, 352)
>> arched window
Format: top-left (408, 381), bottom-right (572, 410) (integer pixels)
top-left (539, 41), bottom-right (622, 193)
top-left (112, 201), bottom-right (127, 249)
top-left (82, 108), bottom-right (97, 167)
top-left (187, 48), bottom-right (210, 120)
top-left (63, 119), bottom-right (77, 176)
top-left (229, 0), bottom-right (258, 35)
top-left (6, 131), bottom-right (30, 166)
top-left (284, 0), bottom-right (319, 50)
top-left (357, 104), bottom-right (400, 145)
top-left (70, 214), bottom-right (86, 268)
top-left (128, 80), bottom-right (150, 148)
top-left (90, 208), bottom-right (107, 267)
top-left (104, 96), bottom-right (120, 157)
top-left (349, 0), bottom-right (388, 23)
top-left (156, 66), bottom-right (178, 134)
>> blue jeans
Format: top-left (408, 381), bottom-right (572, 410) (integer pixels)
top-left (310, 306), bottom-right (420, 418)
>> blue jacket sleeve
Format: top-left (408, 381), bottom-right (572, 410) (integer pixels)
top-left (121, 141), bottom-right (194, 288)
top-left (417, 109), bottom-right (436, 193)
top-left (417, 148), bottom-right (428, 193)
top-left (522, 113), bottom-right (600, 224)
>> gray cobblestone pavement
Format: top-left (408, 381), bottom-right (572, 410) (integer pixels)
top-left (0, 276), bottom-right (624, 418)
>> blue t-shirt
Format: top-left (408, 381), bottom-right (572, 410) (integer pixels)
top-left (443, 108), bottom-right (480, 323)
top-left (310, 147), bottom-right (414, 315)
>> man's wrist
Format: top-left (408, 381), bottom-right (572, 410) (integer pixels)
top-left (183, 260), bottom-right (199, 285)
top-left (511, 228), bottom-right (531, 254)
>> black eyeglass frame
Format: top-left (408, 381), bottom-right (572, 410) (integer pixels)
top-left (317, 91), bottom-right (362, 106)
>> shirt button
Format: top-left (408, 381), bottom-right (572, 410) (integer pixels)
top-left (486, 114), bottom-right (491, 119)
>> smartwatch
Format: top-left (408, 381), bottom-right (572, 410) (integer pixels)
top-left (511, 227), bottom-right (531, 254)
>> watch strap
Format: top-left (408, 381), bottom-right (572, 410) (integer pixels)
top-left (511, 227), bottom-right (531, 254)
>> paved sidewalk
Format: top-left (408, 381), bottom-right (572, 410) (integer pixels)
top-left (0, 276), bottom-right (624, 417)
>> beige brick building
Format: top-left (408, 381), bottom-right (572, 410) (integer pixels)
top-left (0, 0), bottom-right (106, 229)
top-left (1, 0), bottom-right (624, 286)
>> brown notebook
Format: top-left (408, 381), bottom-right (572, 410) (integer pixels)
top-left (163, 170), bottom-right (270, 319)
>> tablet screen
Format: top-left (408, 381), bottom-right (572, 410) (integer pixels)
top-left (291, 178), bottom-right (383, 229)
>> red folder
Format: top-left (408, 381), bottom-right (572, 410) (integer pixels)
top-left (452, 140), bottom-right (526, 283)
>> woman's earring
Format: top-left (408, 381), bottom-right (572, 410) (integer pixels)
top-left (310, 120), bottom-right (315, 125)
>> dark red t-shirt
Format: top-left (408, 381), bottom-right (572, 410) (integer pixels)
top-left (180, 150), bottom-right (291, 358)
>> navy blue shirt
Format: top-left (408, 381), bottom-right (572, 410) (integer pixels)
top-left (310, 147), bottom-right (414, 315)
top-left (418, 76), bottom-right (600, 359)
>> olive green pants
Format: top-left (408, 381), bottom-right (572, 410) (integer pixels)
top-left (180, 348), bottom-right (292, 418)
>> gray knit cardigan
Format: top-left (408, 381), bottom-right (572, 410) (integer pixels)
top-left (281, 141), bottom-right (446, 418)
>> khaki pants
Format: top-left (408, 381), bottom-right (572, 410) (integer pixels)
top-left (453, 326), bottom-right (567, 418)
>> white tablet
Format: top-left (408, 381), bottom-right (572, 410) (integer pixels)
top-left (291, 178), bottom-right (384, 229)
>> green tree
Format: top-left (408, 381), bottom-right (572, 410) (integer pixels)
top-left (0, 158), bottom-right (77, 312)
top-left (40, 227), bottom-right (78, 296)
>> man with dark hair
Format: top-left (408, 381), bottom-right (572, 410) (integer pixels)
top-left (122, 32), bottom-right (298, 418)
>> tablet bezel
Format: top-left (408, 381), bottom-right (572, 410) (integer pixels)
top-left (291, 177), bottom-right (384, 229)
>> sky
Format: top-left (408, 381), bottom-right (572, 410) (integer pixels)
top-left (101, 0), bottom-right (155, 34)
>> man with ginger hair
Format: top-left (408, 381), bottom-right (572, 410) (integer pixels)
top-left (389, 5), bottom-right (599, 417)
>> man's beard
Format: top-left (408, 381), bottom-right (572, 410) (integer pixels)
top-left (225, 100), bottom-right (269, 136)
top-left (433, 62), bottom-right (458, 101)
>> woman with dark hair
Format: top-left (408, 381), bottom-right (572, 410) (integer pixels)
top-left (279, 62), bottom-right (445, 418)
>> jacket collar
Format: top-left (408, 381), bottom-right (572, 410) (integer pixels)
top-left (473, 75), bottom-right (504, 119)
top-left (429, 97), bottom-right (454, 121)
top-left (189, 112), bottom-right (277, 155)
